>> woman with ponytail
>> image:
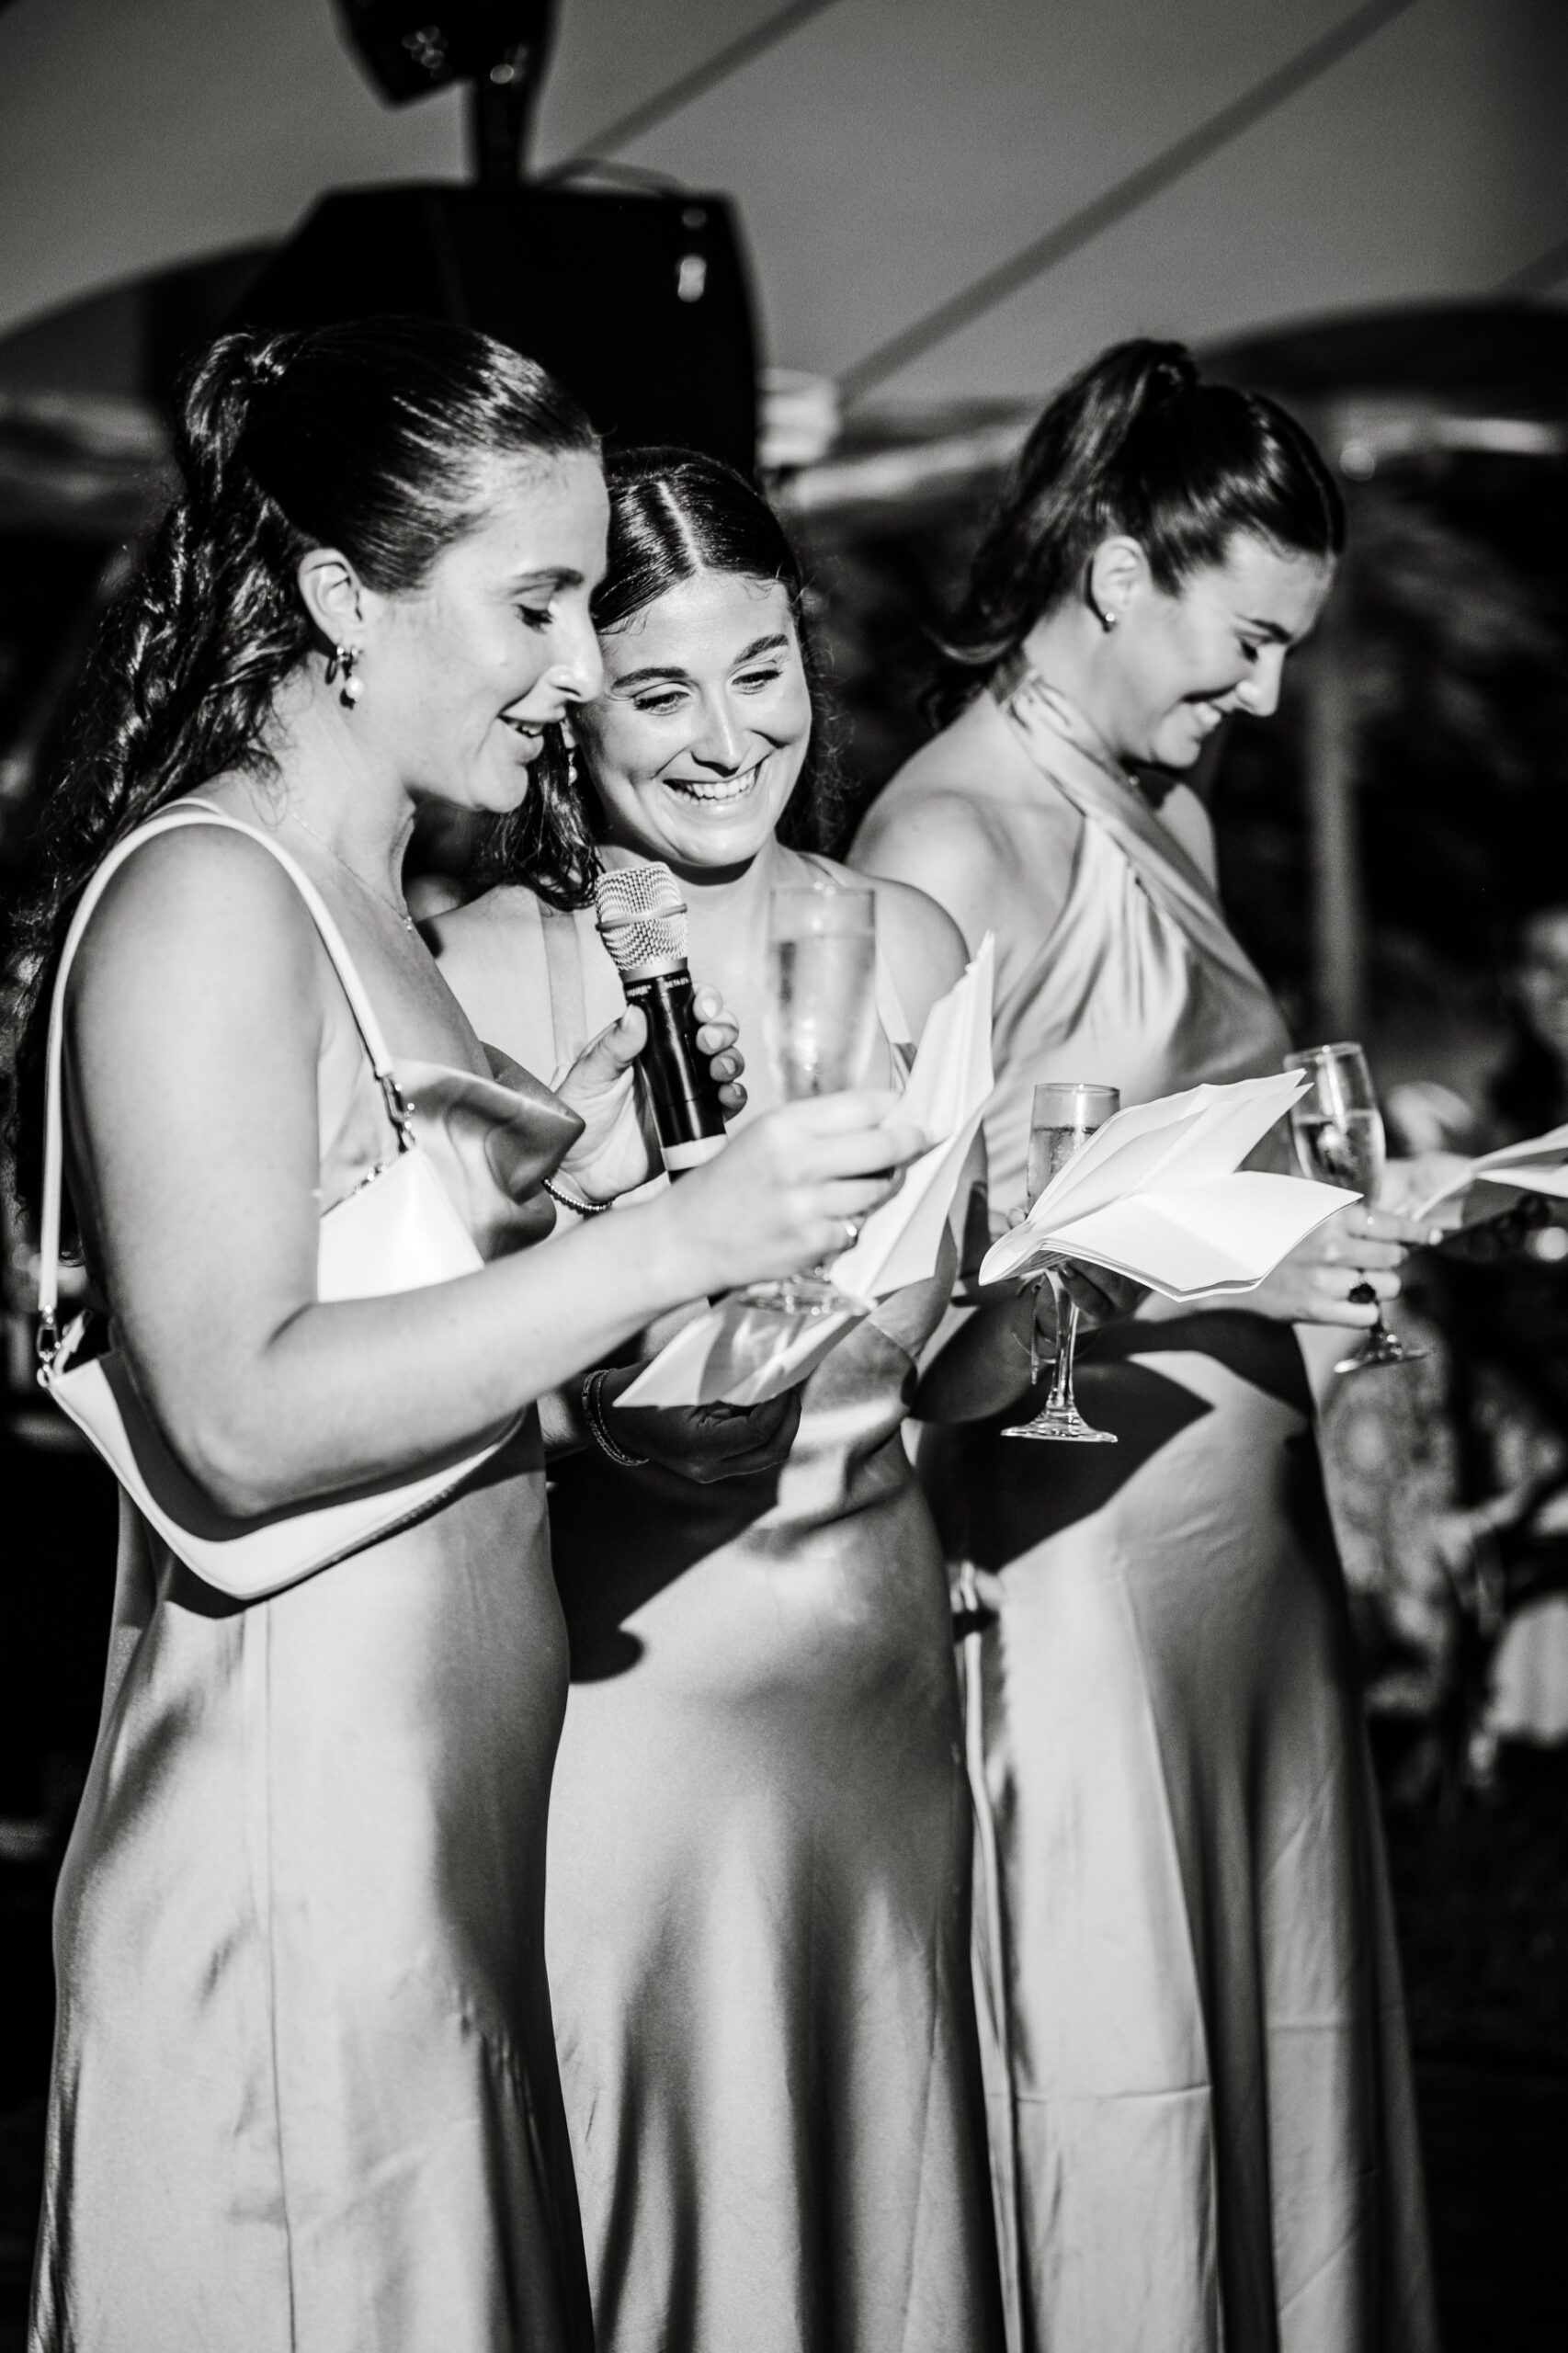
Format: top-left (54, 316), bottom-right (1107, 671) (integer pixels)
top-left (854, 341), bottom-right (1438, 2352)
top-left (11, 322), bottom-right (922, 2351)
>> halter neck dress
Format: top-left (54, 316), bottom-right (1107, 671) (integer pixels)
top-left (526, 879), bottom-right (1004, 2353)
top-left (30, 813), bottom-right (595, 2353)
top-left (867, 682), bottom-right (1437, 2353)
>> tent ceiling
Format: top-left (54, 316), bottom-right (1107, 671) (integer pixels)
top-left (0, 0), bottom-right (1562, 408)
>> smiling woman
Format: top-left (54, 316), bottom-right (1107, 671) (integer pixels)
top-left (10, 326), bottom-right (926, 2353)
top-left (432, 448), bottom-right (1004, 2353)
top-left (853, 339), bottom-right (1438, 2353)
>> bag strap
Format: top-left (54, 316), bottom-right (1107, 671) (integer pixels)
top-left (38, 802), bottom-right (415, 1352)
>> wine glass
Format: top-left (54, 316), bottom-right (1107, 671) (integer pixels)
top-left (1283, 1041), bottom-right (1426, 1375)
top-left (1003, 1081), bottom-right (1120, 1443)
top-left (744, 881), bottom-right (880, 1314)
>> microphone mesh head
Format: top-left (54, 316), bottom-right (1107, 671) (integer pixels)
top-left (594, 861), bottom-right (690, 979)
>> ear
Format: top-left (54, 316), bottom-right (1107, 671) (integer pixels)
top-left (1085, 536), bottom-right (1151, 629)
top-left (296, 547), bottom-right (370, 649)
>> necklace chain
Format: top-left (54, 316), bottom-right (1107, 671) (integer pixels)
top-left (286, 808), bottom-right (415, 932)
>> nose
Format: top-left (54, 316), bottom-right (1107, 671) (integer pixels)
top-left (689, 694), bottom-right (746, 775)
top-left (1233, 646), bottom-right (1285, 720)
top-left (553, 609), bottom-right (604, 706)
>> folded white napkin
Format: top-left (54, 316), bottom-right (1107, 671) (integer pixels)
top-left (980, 1071), bottom-right (1355, 1300)
top-left (619, 938), bottom-right (996, 1407)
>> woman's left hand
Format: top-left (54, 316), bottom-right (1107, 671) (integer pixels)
top-left (556, 985), bottom-right (747, 1202)
top-left (598, 1364), bottom-right (801, 1483)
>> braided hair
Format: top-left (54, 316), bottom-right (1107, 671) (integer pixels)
top-left (6, 316), bottom-right (597, 1212)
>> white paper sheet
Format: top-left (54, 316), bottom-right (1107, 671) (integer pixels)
top-left (1024, 1171), bottom-right (1354, 1300)
top-left (618, 939), bottom-right (995, 1408)
top-left (617, 1294), bottom-right (865, 1409)
top-left (833, 934), bottom-right (994, 1303)
top-left (980, 1073), bottom-right (1355, 1299)
top-left (1415, 1120), bottom-right (1568, 1222)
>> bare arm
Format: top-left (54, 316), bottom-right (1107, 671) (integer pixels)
top-left (67, 833), bottom-right (921, 1518)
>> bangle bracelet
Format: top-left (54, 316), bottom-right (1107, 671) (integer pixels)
top-left (581, 1368), bottom-right (649, 1468)
top-left (543, 1176), bottom-right (613, 1217)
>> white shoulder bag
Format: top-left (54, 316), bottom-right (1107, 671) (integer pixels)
top-left (36, 804), bottom-right (518, 1601)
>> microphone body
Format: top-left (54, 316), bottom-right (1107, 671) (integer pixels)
top-left (594, 864), bottom-right (728, 1175)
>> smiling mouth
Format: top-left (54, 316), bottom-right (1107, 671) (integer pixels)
top-left (663, 762), bottom-right (764, 807)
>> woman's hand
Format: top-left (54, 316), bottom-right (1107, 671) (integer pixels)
top-left (556, 985), bottom-right (746, 1202)
top-left (1243, 1203), bottom-right (1432, 1328)
top-left (653, 1088), bottom-right (927, 1300)
top-left (597, 1367), bottom-right (802, 1484)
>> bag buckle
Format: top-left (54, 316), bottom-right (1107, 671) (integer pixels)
top-left (379, 1071), bottom-right (418, 1151)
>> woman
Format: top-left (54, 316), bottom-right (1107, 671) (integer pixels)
top-left (433, 449), bottom-right (1004, 2353)
top-left (853, 342), bottom-right (1438, 2353)
top-left (12, 325), bottom-right (921, 2353)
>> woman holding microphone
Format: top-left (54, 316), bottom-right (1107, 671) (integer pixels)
top-left (12, 324), bottom-right (919, 2353)
top-left (855, 341), bottom-right (1438, 2353)
top-left (435, 448), bottom-right (1003, 2353)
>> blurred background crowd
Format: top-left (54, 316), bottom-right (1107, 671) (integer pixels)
top-left (0, 3), bottom-right (1564, 2343)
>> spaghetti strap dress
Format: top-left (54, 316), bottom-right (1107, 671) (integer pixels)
top-left (30, 813), bottom-right (596, 2353)
top-left (528, 887), bottom-right (1004, 2353)
top-left (873, 680), bottom-right (1437, 2353)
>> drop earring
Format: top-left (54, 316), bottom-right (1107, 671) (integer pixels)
top-left (325, 643), bottom-right (362, 708)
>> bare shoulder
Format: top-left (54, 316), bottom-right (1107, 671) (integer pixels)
top-left (426, 879), bottom-right (541, 964)
top-left (851, 783), bottom-right (1012, 951)
top-left (841, 864), bottom-right (970, 1035)
top-left (69, 818), bottom-right (321, 1043)
top-left (426, 882), bottom-right (551, 1068)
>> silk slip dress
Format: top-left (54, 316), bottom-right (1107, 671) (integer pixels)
top-left (30, 814), bottom-right (595, 2353)
top-left (875, 681), bottom-right (1437, 2353)
top-left (528, 884), bottom-right (1004, 2353)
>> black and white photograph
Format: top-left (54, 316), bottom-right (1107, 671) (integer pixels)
top-left (0, 3), bottom-right (1564, 2347)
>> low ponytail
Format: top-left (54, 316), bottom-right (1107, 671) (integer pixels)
top-left (933, 336), bottom-right (1342, 720)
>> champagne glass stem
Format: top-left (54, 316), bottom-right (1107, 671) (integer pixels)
top-left (1027, 1278), bottom-right (1047, 1386)
top-left (1045, 1279), bottom-right (1080, 1419)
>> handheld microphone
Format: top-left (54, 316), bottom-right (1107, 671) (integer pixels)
top-left (594, 862), bottom-right (728, 1175)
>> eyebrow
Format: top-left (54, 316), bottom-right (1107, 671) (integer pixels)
top-left (510, 567), bottom-right (585, 591)
top-left (611, 632), bottom-right (790, 688)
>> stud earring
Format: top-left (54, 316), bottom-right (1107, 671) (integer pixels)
top-left (1096, 605), bottom-right (1119, 633)
top-left (324, 643), bottom-right (362, 708)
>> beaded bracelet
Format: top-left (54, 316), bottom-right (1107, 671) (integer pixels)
top-left (581, 1368), bottom-right (649, 1468)
top-left (543, 1176), bottom-right (613, 1217)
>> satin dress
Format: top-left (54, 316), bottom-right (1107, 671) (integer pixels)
top-left (31, 922), bottom-right (595, 2348)
top-left (529, 893), bottom-right (1003, 2353)
top-left (869, 679), bottom-right (1437, 2353)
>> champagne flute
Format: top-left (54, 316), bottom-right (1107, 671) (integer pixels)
top-left (1003, 1081), bottom-right (1120, 1443)
top-left (744, 881), bottom-right (880, 1314)
top-left (1283, 1041), bottom-right (1426, 1375)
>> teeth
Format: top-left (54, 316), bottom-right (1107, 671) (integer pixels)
top-left (667, 769), bottom-right (758, 804)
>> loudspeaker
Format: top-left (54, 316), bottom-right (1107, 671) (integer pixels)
top-left (235, 185), bottom-right (759, 475)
